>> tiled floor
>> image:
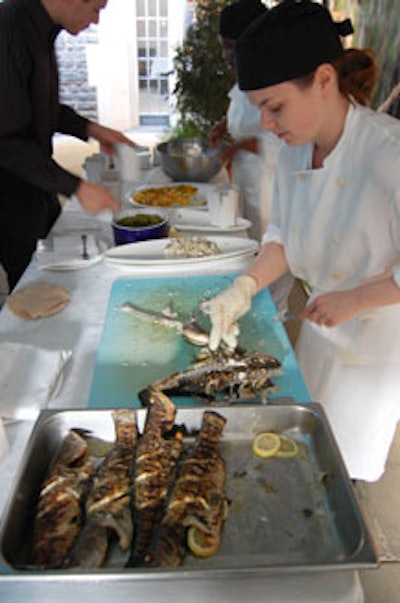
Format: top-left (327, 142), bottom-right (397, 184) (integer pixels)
top-left (47, 134), bottom-right (400, 601)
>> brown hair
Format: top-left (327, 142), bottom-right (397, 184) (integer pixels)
top-left (295, 48), bottom-right (378, 107)
top-left (335, 48), bottom-right (378, 106)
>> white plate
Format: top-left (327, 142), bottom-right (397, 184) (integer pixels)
top-left (127, 182), bottom-right (211, 210)
top-left (103, 236), bottom-right (259, 266)
top-left (35, 234), bottom-right (108, 271)
top-left (173, 214), bottom-right (252, 234)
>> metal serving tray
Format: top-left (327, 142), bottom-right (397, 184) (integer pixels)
top-left (0, 403), bottom-right (377, 577)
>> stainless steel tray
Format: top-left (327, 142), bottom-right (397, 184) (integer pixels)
top-left (0, 403), bottom-right (377, 576)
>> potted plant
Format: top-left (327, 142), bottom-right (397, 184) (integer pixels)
top-left (170, 0), bottom-right (236, 139)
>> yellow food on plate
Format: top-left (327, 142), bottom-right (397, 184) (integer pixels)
top-left (252, 432), bottom-right (299, 459)
top-left (187, 527), bottom-right (221, 558)
top-left (132, 184), bottom-right (201, 207)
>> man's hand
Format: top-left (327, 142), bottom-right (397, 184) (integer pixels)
top-left (75, 180), bottom-right (120, 214)
top-left (87, 123), bottom-right (134, 155)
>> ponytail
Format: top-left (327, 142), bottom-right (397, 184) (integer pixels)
top-left (335, 49), bottom-right (378, 106)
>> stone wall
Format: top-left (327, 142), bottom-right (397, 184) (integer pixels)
top-left (55, 27), bottom-right (99, 122)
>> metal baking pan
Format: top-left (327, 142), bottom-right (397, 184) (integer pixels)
top-left (0, 402), bottom-right (377, 577)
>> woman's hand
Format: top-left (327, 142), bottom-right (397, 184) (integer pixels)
top-left (301, 275), bottom-right (400, 327)
top-left (202, 275), bottom-right (258, 350)
top-left (300, 290), bottom-right (359, 327)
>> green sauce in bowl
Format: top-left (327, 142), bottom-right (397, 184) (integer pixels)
top-left (116, 214), bottom-right (164, 228)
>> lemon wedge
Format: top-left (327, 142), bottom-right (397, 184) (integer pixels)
top-left (276, 434), bottom-right (299, 458)
top-left (252, 431), bottom-right (281, 458)
top-left (187, 527), bottom-right (220, 558)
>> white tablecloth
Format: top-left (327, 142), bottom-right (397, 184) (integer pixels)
top-left (0, 202), bottom-right (364, 602)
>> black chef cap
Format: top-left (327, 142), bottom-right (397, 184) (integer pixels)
top-left (236, 0), bottom-right (354, 90)
top-left (219, 0), bottom-right (267, 40)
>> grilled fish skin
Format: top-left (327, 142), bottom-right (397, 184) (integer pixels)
top-left (139, 347), bottom-right (281, 405)
top-left (147, 411), bottom-right (227, 567)
top-left (62, 409), bottom-right (137, 569)
top-left (127, 390), bottom-right (184, 566)
top-left (33, 430), bottom-right (94, 569)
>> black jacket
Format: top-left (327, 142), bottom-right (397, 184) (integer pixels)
top-left (0, 0), bottom-right (90, 288)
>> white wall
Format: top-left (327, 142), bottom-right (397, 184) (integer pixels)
top-left (86, 0), bottom-right (188, 132)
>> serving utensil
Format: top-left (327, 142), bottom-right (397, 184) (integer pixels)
top-left (81, 234), bottom-right (89, 260)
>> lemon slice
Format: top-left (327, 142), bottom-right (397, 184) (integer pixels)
top-left (252, 431), bottom-right (281, 458)
top-left (276, 434), bottom-right (299, 458)
top-left (187, 527), bottom-right (220, 558)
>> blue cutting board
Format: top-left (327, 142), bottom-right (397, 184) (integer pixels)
top-left (88, 274), bottom-right (310, 408)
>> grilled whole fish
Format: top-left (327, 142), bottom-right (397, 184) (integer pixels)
top-left (147, 410), bottom-right (227, 567)
top-left (127, 389), bottom-right (184, 566)
top-left (33, 430), bottom-right (94, 569)
top-left (62, 409), bottom-right (137, 569)
top-left (139, 347), bottom-right (282, 405)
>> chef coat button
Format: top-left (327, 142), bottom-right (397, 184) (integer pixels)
top-left (331, 272), bottom-right (343, 280)
top-left (291, 225), bottom-right (299, 235)
top-left (337, 178), bottom-right (346, 188)
top-left (331, 235), bottom-right (339, 245)
top-left (298, 173), bottom-right (308, 182)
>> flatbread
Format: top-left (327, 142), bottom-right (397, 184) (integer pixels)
top-left (6, 281), bottom-right (71, 320)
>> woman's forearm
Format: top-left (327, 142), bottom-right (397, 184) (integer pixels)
top-left (245, 242), bottom-right (290, 292)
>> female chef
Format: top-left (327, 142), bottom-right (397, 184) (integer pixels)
top-left (203, 0), bottom-right (400, 482)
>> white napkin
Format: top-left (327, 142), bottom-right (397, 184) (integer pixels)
top-left (0, 342), bottom-right (72, 420)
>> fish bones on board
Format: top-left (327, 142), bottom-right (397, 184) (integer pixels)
top-left (33, 430), bottom-right (94, 569)
top-left (139, 346), bottom-right (282, 405)
top-left (62, 409), bottom-right (137, 569)
top-left (146, 410), bottom-right (227, 567)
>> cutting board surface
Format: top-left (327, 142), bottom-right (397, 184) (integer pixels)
top-left (88, 274), bottom-right (310, 408)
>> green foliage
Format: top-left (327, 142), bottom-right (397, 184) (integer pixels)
top-left (171, 0), bottom-right (235, 138)
top-left (357, 0), bottom-right (400, 107)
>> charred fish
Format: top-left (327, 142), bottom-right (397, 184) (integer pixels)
top-left (139, 347), bottom-right (282, 405)
top-left (146, 410), bottom-right (227, 567)
top-left (62, 409), bottom-right (137, 569)
top-left (32, 430), bottom-right (94, 569)
top-left (127, 389), bottom-right (184, 566)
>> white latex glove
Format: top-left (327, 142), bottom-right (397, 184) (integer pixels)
top-left (202, 275), bottom-right (258, 351)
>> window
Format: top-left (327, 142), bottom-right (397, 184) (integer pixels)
top-left (136, 0), bottom-right (171, 126)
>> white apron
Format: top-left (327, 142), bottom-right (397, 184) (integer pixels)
top-left (296, 303), bottom-right (400, 481)
top-left (264, 104), bottom-right (400, 481)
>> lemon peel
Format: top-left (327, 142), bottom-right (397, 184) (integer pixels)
top-left (187, 527), bottom-right (220, 558)
top-left (276, 434), bottom-right (299, 458)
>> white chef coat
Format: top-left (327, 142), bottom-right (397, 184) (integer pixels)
top-left (263, 102), bottom-right (400, 481)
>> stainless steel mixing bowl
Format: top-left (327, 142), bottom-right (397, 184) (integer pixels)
top-left (156, 137), bottom-right (225, 182)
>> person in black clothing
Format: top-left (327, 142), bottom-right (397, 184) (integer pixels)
top-left (0, 0), bottom-right (131, 290)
